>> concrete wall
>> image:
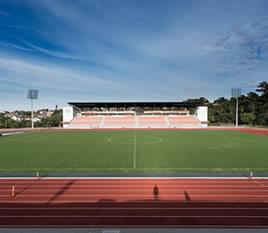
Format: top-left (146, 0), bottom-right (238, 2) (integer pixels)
top-left (196, 106), bottom-right (208, 127)
top-left (63, 107), bottom-right (73, 127)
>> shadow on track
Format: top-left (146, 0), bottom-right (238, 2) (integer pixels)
top-left (1, 201), bottom-right (268, 227)
top-left (153, 184), bottom-right (159, 201)
top-left (47, 180), bottom-right (76, 204)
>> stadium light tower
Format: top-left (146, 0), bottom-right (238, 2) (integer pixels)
top-left (27, 89), bottom-right (38, 129)
top-left (231, 88), bottom-right (241, 128)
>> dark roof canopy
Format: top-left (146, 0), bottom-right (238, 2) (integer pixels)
top-left (68, 101), bottom-right (199, 109)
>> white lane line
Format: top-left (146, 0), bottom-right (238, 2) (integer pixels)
top-left (251, 179), bottom-right (268, 189)
top-left (5, 184), bottom-right (267, 186)
top-left (0, 198), bottom-right (268, 205)
top-left (0, 194), bottom-right (268, 198)
top-left (0, 185), bottom-right (268, 192)
top-left (2, 190), bottom-right (266, 194)
top-left (2, 194), bottom-right (268, 197)
top-left (0, 181), bottom-right (265, 184)
top-left (0, 184), bottom-right (264, 187)
top-left (0, 187), bottom-right (265, 191)
top-left (0, 181), bottom-right (265, 183)
top-left (0, 180), bottom-right (268, 186)
top-left (0, 185), bottom-right (267, 192)
top-left (0, 181), bottom-right (267, 183)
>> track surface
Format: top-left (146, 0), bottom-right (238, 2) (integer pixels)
top-left (0, 178), bottom-right (268, 228)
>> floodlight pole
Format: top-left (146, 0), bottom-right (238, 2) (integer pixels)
top-left (31, 98), bottom-right (34, 129)
top-left (235, 97), bottom-right (239, 128)
top-left (27, 89), bottom-right (38, 129)
top-left (232, 88), bottom-right (241, 128)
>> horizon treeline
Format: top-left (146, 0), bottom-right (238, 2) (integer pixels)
top-left (185, 81), bottom-right (268, 126)
top-left (0, 81), bottom-right (267, 128)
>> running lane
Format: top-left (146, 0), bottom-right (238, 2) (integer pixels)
top-left (0, 178), bottom-right (268, 227)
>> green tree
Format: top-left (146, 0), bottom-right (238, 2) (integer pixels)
top-left (240, 113), bottom-right (256, 125)
top-left (256, 81), bottom-right (268, 96)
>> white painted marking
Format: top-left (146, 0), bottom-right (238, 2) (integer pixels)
top-left (0, 132), bottom-right (24, 136)
top-left (1, 194), bottom-right (268, 197)
top-left (2, 200), bottom-right (267, 204)
top-left (1, 189), bottom-right (268, 192)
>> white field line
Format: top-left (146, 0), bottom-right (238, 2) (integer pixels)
top-left (0, 168), bottom-right (267, 171)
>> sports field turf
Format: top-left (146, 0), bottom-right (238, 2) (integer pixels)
top-left (0, 130), bottom-right (267, 173)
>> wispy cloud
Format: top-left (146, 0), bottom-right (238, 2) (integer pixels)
top-left (21, 40), bottom-right (83, 61)
top-left (0, 54), bottom-right (116, 94)
top-left (0, 0), bottom-right (268, 110)
top-left (0, 39), bottom-right (85, 61)
top-left (0, 24), bottom-right (33, 31)
top-left (0, 41), bottom-right (34, 52)
top-left (210, 17), bottom-right (268, 71)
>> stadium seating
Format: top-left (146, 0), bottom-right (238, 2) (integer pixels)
top-left (70, 116), bottom-right (102, 128)
top-left (103, 115), bottom-right (135, 128)
top-left (137, 116), bottom-right (167, 128)
top-left (168, 115), bottom-right (202, 128)
top-left (68, 114), bottom-right (202, 128)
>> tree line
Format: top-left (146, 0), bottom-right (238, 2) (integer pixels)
top-left (0, 81), bottom-right (267, 128)
top-left (0, 110), bottom-right (62, 128)
top-left (185, 81), bottom-right (268, 126)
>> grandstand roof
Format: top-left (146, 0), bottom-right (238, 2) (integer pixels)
top-left (68, 101), bottom-right (198, 109)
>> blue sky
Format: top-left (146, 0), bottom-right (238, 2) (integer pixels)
top-left (0, 0), bottom-right (268, 111)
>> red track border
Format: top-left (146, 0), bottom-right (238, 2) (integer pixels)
top-left (1, 177), bottom-right (268, 228)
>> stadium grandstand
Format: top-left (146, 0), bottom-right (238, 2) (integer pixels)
top-left (63, 101), bottom-right (208, 128)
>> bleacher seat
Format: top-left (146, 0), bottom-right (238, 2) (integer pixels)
top-left (103, 116), bottom-right (135, 128)
top-left (168, 115), bottom-right (201, 128)
top-left (68, 114), bottom-right (202, 128)
top-left (70, 116), bottom-right (101, 128)
top-left (137, 116), bottom-right (167, 128)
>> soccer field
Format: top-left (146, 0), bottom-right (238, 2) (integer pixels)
top-left (0, 130), bottom-right (267, 173)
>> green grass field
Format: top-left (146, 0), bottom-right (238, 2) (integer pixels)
top-left (0, 130), bottom-right (267, 173)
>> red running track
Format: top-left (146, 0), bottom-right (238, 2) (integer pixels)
top-left (1, 178), bottom-right (268, 228)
